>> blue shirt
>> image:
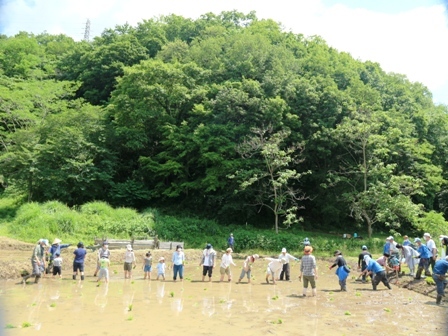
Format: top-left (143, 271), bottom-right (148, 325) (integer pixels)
top-left (73, 248), bottom-right (86, 263)
top-left (172, 251), bottom-right (185, 265)
top-left (366, 259), bottom-right (384, 274)
top-left (383, 242), bottom-right (390, 254)
top-left (228, 237), bottom-right (234, 245)
top-left (402, 239), bottom-right (411, 246)
top-left (433, 260), bottom-right (448, 275)
top-left (49, 244), bottom-right (70, 260)
top-left (417, 244), bottom-right (432, 258)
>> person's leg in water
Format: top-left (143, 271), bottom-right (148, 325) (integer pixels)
top-left (173, 264), bottom-right (179, 281)
top-left (279, 264), bottom-right (286, 281)
top-left (381, 271), bottom-right (392, 289)
top-left (371, 273), bottom-right (380, 290)
top-left (285, 263), bottom-right (291, 281)
top-left (303, 276), bottom-right (309, 296)
top-left (179, 264), bottom-right (184, 282)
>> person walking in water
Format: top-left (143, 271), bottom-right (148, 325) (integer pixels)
top-left (278, 248), bottom-right (299, 281)
top-left (220, 248), bottom-right (236, 282)
top-left (22, 239), bottom-right (49, 284)
top-left (73, 242), bottom-right (87, 281)
top-left (329, 250), bottom-right (349, 291)
top-left (172, 246), bottom-right (185, 282)
top-left (200, 244), bottom-right (216, 282)
top-left (299, 246), bottom-right (317, 296)
top-left (361, 255), bottom-right (392, 291)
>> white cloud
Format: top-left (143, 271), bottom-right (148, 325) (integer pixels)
top-left (1, 0), bottom-right (448, 105)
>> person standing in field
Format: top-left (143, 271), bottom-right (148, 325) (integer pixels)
top-left (265, 258), bottom-right (286, 285)
top-left (299, 246), bottom-right (317, 296)
top-left (402, 235), bottom-right (412, 247)
top-left (278, 247), bottom-right (299, 281)
top-left (200, 244), bottom-right (216, 282)
top-left (397, 243), bottom-right (418, 276)
top-left (432, 256), bottom-right (448, 305)
top-left (237, 254), bottom-right (259, 284)
top-left (143, 252), bottom-right (153, 280)
top-left (361, 255), bottom-right (392, 290)
top-left (424, 233), bottom-right (438, 272)
top-left (357, 245), bottom-right (372, 283)
top-left (73, 242), bottom-right (87, 281)
top-left (227, 234), bottom-right (235, 250)
top-left (22, 239), bottom-right (49, 284)
top-left (157, 257), bottom-right (166, 281)
top-left (47, 238), bottom-right (70, 274)
top-left (97, 255), bottom-right (110, 285)
top-left (124, 244), bottom-right (136, 279)
top-left (52, 253), bottom-right (63, 278)
top-left (329, 250), bottom-right (349, 291)
top-left (220, 248), bottom-right (236, 282)
top-left (94, 241), bottom-right (110, 277)
top-left (172, 246), bottom-right (185, 282)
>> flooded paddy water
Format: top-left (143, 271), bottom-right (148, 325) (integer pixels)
top-left (1, 250), bottom-right (447, 336)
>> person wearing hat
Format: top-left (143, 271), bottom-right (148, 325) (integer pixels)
top-left (357, 245), bottom-right (372, 283)
top-left (432, 256), bottom-right (448, 304)
top-left (73, 242), bottom-right (87, 280)
top-left (415, 238), bottom-right (432, 279)
top-left (94, 241), bottom-right (111, 277)
top-left (278, 248), bottom-right (299, 281)
top-left (383, 237), bottom-right (392, 255)
top-left (397, 243), bottom-right (419, 276)
top-left (22, 239), bottom-right (49, 284)
top-left (402, 235), bottom-right (412, 247)
top-left (227, 233), bottom-right (235, 251)
top-left (329, 250), bottom-right (349, 291)
top-left (220, 248), bottom-right (236, 282)
top-left (423, 233), bottom-right (437, 272)
top-left (361, 255), bottom-right (392, 290)
top-left (264, 257), bottom-right (287, 285)
top-left (237, 254), bottom-right (259, 284)
top-left (172, 246), bottom-right (185, 282)
top-left (47, 238), bottom-right (70, 274)
top-left (299, 246), bottom-right (317, 296)
top-left (124, 244), bottom-right (136, 279)
top-left (200, 243), bottom-right (216, 282)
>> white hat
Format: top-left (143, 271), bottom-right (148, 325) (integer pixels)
top-left (52, 238), bottom-right (62, 245)
top-left (423, 233), bottom-right (431, 238)
top-left (252, 254), bottom-right (259, 259)
top-left (126, 244), bottom-right (132, 251)
top-left (386, 236), bottom-right (394, 241)
top-left (159, 257), bottom-right (165, 261)
top-left (281, 248), bottom-right (287, 253)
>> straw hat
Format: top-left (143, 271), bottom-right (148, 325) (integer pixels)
top-left (52, 238), bottom-right (62, 245)
top-left (304, 246), bottom-right (313, 254)
top-left (226, 248), bottom-right (233, 253)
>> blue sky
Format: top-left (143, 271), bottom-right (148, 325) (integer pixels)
top-left (1, 0), bottom-right (447, 106)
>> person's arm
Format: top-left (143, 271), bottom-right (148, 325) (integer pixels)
top-left (329, 257), bottom-right (338, 269)
top-left (289, 253), bottom-right (299, 261)
top-left (314, 257), bottom-right (318, 279)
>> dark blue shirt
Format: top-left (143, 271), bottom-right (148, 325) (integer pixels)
top-left (73, 248), bottom-right (86, 263)
top-left (227, 237), bottom-right (234, 245)
top-left (433, 260), bottom-right (448, 275)
top-left (366, 259), bottom-right (384, 274)
top-left (49, 244), bottom-right (70, 260)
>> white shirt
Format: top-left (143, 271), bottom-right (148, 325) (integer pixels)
top-left (278, 253), bottom-right (297, 264)
top-left (426, 239), bottom-right (437, 255)
top-left (265, 258), bottom-right (284, 275)
top-left (124, 251), bottom-right (135, 263)
top-left (220, 253), bottom-right (236, 268)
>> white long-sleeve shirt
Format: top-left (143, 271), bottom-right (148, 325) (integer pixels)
top-left (220, 253), bottom-right (236, 269)
top-left (278, 253), bottom-right (298, 264)
top-left (265, 258), bottom-right (284, 275)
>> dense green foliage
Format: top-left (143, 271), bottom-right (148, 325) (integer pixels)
top-left (1, 11), bottom-right (448, 238)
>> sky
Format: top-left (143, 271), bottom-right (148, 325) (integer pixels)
top-left (0, 0), bottom-right (447, 106)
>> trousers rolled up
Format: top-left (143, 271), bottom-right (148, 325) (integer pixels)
top-left (280, 263), bottom-right (290, 281)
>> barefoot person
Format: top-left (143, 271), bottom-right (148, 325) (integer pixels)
top-left (299, 246), bottom-right (317, 296)
top-left (264, 258), bottom-right (286, 285)
top-left (22, 239), bottom-right (49, 284)
top-left (200, 244), bottom-right (216, 282)
top-left (237, 254), bottom-right (259, 284)
top-left (220, 248), bottom-right (236, 282)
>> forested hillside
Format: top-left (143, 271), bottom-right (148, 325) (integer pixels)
top-left (1, 11), bottom-right (447, 237)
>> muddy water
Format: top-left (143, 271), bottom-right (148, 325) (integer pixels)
top-left (1, 260), bottom-right (446, 336)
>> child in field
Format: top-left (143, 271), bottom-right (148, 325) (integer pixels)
top-left (157, 257), bottom-right (166, 281)
top-left (264, 257), bottom-right (286, 285)
top-left (237, 254), bottom-right (259, 284)
top-left (220, 248), bottom-right (236, 282)
top-left (52, 253), bottom-right (63, 278)
top-left (97, 256), bottom-right (110, 285)
top-left (143, 252), bottom-right (153, 280)
top-left (384, 253), bottom-right (400, 283)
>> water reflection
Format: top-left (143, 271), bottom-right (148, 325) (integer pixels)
top-left (94, 283), bottom-right (109, 312)
top-left (157, 282), bottom-right (165, 304)
top-left (201, 297), bottom-right (215, 317)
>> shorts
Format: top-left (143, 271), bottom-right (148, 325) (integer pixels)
top-left (73, 262), bottom-right (84, 272)
top-left (144, 265), bottom-right (152, 272)
top-left (220, 267), bottom-right (230, 275)
top-left (239, 268), bottom-right (251, 279)
top-left (124, 262), bottom-right (133, 271)
top-left (266, 266), bottom-right (276, 275)
top-left (202, 265), bottom-right (213, 277)
top-left (303, 275), bottom-right (316, 288)
top-left (52, 266), bottom-right (62, 276)
top-left (98, 268), bottom-right (109, 280)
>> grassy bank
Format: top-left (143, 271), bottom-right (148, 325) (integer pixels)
top-left (0, 198), bottom-right (387, 257)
